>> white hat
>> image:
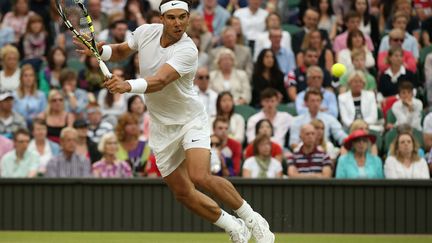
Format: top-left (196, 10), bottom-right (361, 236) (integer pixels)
top-left (0, 91), bottom-right (13, 101)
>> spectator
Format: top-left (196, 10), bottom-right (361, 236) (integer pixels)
top-left (45, 127), bottom-right (92, 178)
top-left (28, 118), bottom-right (60, 175)
top-left (337, 29), bottom-right (375, 73)
top-left (194, 66), bottom-right (218, 118)
top-left (101, 0), bottom-right (126, 16)
top-left (127, 95), bottom-right (149, 141)
top-left (247, 88), bottom-right (293, 147)
top-left (73, 119), bottom-right (102, 164)
top-left (209, 27), bottom-right (253, 78)
top-left (0, 91), bottom-right (26, 139)
top-left (0, 134), bottom-right (13, 161)
top-left (377, 28), bottom-right (417, 74)
top-left (388, 81), bottom-right (423, 131)
top-left (78, 55), bottom-right (105, 94)
top-left (86, 103), bottom-right (114, 144)
top-left (123, 0), bottom-right (150, 31)
top-left (186, 11), bottom-right (213, 54)
top-left (290, 89), bottom-right (347, 149)
top-left (0, 45), bottom-right (21, 91)
top-left (333, 11), bottom-right (374, 55)
top-left (13, 64), bottom-right (47, 126)
top-left (99, 19), bottom-right (132, 67)
top-left (310, 119), bottom-right (340, 162)
top-left (225, 16), bottom-right (246, 46)
top-left (378, 47), bottom-right (416, 98)
top-left (123, 52), bottom-right (140, 80)
top-left (0, 17), bottom-right (14, 49)
top-left (318, 0), bottom-right (337, 41)
top-left (287, 124), bottom-right (333, 178)
top-left (244, 119), bottom-right (283, 162)
top-left (115, 113), bottom-right (152, 177)
top-left (251, 48), bottom-right (288, 107)
top-left (218, 0), bottom-right (247, 13)
top-left (423, 112), bottom-right (432, 152)
top-left (209, 47), bottom-right (251, 105)
top-left (87, 0), bottom-right (109, 34)
top-left (242, 134), bottom-right (283, 178)
top-left (295, 66), bottom-right (339, 118)
top-left (19, 13), bottom-right (48, 63)
top-left (37, 89), bottom-right (74, 144)
top-left (297, 29), bottom-right (334, 73)
top-left (268, 28), bottom-right (296, 76)
top-left (196, 0), bottom-right (230, 40)
top-left (59, 68), bottom-right (89, 117)
top-left (209, 134), bottom-right (229, 176)
top-left (213, 116), bottom-right (242, 176)
top-left (38, 47), bottom-right (67, 96)
top-left (351, 0), bottom-right (380, 47)
top-left (346, 119), bottom-right (379, 155)
top-left (336, 130), bottom-right (384, 179)
top-left (92, 132), bottom-right (133, 178)
top-left (1, 0), bottom-right (35, 43)
top-left (0, 128), bottom-right (39, 178)
top-left (338, 49), bottom-right (377, 93)
top-left (385, 0), bottom-right (420, 35)
top-left (385, 132), bottom-right (430, 179)
top-left (97, 68), bottom-right (127, 120)
top-left (190, 34), bottom-right (210, 68)
top-left (338, 71), bottom-right (378, 130)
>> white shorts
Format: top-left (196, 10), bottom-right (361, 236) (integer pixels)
top-left (149, 114), bottom-right (210, 177)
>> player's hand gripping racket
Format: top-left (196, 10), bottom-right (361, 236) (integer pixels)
top-left (56, 0), bottom-right (112, 78)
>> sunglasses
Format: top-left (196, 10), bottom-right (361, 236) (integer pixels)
top-left (391, 38), bottom-right (404, 43)
top-left (197, 75), bottom-right (210, 80)
top-left (50, 98), bottom-right (64, 102)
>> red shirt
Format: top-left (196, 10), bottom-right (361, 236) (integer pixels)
top-left (203, 11), bottom-right (214, 33)
top-left (224, 138), bottom-right (242, 176)
top-left (377, 50), bottom-right (417, 74)
top-left (244, 142), bottom-right (283, 159)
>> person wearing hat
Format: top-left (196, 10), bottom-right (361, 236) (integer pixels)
top-left (73, 119), bottom-right (101, 163)
top-left (336, 129), bottom-right (384, 179)
top-left (0, 91), bottom-right (26, 139)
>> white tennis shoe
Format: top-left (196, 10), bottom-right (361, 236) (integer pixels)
top-left (228, 218), bottom-right (251, 243)
top-left (246, 213), bottom-right (275, 243)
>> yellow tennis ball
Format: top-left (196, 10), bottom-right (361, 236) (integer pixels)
top-left (331, 63), bottom-right (346, 78)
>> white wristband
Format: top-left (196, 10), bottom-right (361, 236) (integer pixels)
top-left (100, 45), bottom-right (112, 61)
top-left (127, 78), bottom-right (148, 93)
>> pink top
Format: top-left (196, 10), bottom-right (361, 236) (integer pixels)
top-left (377, 50), bottom-right (417, 74)
top-left (92, 159), bottom-right (133, 178)
top-left (333, 31), bottom-right (374, 55)
top-left (0, 135), bottom-right (13, 160)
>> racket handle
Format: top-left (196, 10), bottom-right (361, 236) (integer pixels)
top-left (99, 61), bottom-right (112, 79)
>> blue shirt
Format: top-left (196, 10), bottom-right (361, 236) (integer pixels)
top-left (275, 47), bottom-right (296, 75)
top-left (0, 150), bottom-right (40, 178)
top-left (13, 91), bottom-right (47, 124)
top-left (295, 88), bottom-right (339, 118)
top-left (64, 88), bottom-right (89, 114)
top-left (336, 151), bottom-right (384, 179)
top-left (378, 33), bottom-right (419, 58)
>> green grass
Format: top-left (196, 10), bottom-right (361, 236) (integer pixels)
top-left (0, 232), bottom-right (431, 243)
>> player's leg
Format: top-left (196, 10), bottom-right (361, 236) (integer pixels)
top-left (163, 161), bottom-right (251, 242)
top-left (185, 148), bottom-right (275, 243)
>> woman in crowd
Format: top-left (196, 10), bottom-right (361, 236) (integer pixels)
top-left (209, 48), bottom-right (251, 105)
top-left (92, 132), bottom-right (133, 178)
top-left (251, 49), bottom-right (288, 107)
top-left (348, 119), bottom-right (379, 155)
top-left (39, 47), bottom-right (67, 96)
top-left (19, 13), bottom-right (48, 63)
top-left (225, 16), bottom-right (246, 46)
top-left (124, 52), bottom-right (140, 80)
top-left (336, 130), bottom-right (384, 179)
top-left (384, 132), bottom-right (430, 179)
top-left (318, 0), bottom-right (337, 41)
top-left (244, 119), bottom-right (283, 162)
top-left (310, 119), bottom-right (340, 162)
top-left (242, 134), bottom-right (283, 178)
top-left (351, 0), bottom-right (380, 47)
top-left (13, 64), bottom-right (47, 126)
top-left (127, 95), bottom-right (150, 141)
top-left (37, 89), bottom-right (74, 143)
top-left (0, 45), bottom-right (21, 91)
top-left (297, 30), bottom-right (334, 72)
top-left (97, 67), bottom-right (127, 120)
top-left (78, 55), bottom-right (105, 95)
top-left (1, 0), bottom-right (35, 43)
top-left (123, 0), bottom-right (150, 31)
top-left (337, 29), bottom-right (375, 73)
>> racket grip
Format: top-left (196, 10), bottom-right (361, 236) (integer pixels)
top-left (99, 61), bottom-right (112, 79)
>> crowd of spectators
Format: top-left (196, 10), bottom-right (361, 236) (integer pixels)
top-left (0, 0), bottom-right (431, 180)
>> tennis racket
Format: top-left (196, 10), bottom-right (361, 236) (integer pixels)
top-left (56, 0), bottom-right (112, 78)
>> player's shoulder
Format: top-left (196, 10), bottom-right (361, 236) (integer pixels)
top-left (132, 23), bottom-right (163, 36)
top-left (174, 34), bottom-right (198, 53)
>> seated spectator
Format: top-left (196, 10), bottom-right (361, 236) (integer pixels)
top-left (388, 81), bottom-right (423, 131)
top-left (18, 14), bottom-right (48, 63)
top-left (115, 113), bottom-right (152, 177)
top-left (59, 68), bottom-right (89, 118)
top-left (338, 71), bottom-right (378, 130)
top-left (287, 124), bottom-right (333, 178)
top-left (92, 132), bottom-right (133, 178)
top-left (345, 119), bottom-right (379, 155)
top-left (242, 134), bottom-right (283, 178)
top-left (195, 0), bottom-right (230, 42)
top-left (0, 134), bottom-right (13, 161)
top-left (97, 67), bottom-right (127, 120)
top-left (251, 48), bottom-right (288, 107)
top-left (290, 89), bottom-right (347, 149)
top-left (377, 28), bottom-right (417, 74)
top-left (337, 29), bottom-right (375, 73)
top-left (318, 0), bottom-right (338, 41)
top-left (38, 47), bottom-right (67, 96)
top-left (209, 134), bottom-right (229, 176)
top-left (45, 127), bottom-right (92, 177)
top-left (0, 21), bottom-right (14, 49)
top-left (190, 34), bottom-right (210, 68)
top-left (425, 52), bottom-right (432, 106)
top-left (423, 112), bottom-right (432, 152)
top-left (194, 66), bottom-right (218, 118)
top-left (13, 64), bottom-right (47, 126)
top-left (295, 66), bottom-right (338, 118)
top-left (209, 47), bottom-right (251, 105)
top-left (0, 45), bottom-right (21, 91)
top-left (246, 88), bottom-right (293, 147)
top-left (0, 128), bottom-right (39, 178)
top-left (225, 16), bottom-right (247, 46)
top-left (385, 132), bottom-right (430, 179)
top-left (210, 91), bottom-right (245, 144)
top-left (28, 118), bottom-right (60, 175)
top-left (309, 118), bottom-right (340, 162)
top-left (336, 130), bottom-right (384, 178)
top-left (73, 119), bottom-right (101, 164)
top-left (123, 0), bottom-right (149, 31)
top-left (123, 52), bottom-right (140, 80)
top-left (37, 90), bottom-right (74, 144)
top-left (338, 49), bottom-right (377, 93)
top-left (86, 103), bottom-right (114, 144)
top-left (127, 95), bottom-right (149, 141)
top-left (78, 55), bottom-right (105, 94)
top-left (378, 47), bottom-right (416, 98)
top-left (186, 11), bottom-right (213, 55)
top-left (285, 48), bottom-right (332, 101)
top-left (213, 117), bottom-right (242, 176)
top-left (1, 0), bottom-right (35, 43)
top-left (351, 0), bottom-right (380, 47)
top-left (0, 91), bottom-right (26, 139)
top-left (268, 28), bottom-right (296, 76)
top-left (244, 119), bottom-right (283, 162)
top-left (297, 29), bottom-right (334, 72)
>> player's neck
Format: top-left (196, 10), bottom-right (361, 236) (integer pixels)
top-left (160, 34), bottom-right (180, 48)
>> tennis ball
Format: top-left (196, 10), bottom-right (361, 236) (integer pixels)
top-left (331, 63), bottom-right (346, 78)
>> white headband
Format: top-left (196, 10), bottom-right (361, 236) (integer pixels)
top-left (160, 1), bottom-right (189, 14)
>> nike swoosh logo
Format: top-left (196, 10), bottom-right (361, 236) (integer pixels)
top-left (192, 139), bottom-right (200, 142)
top-left (171, 2), bottom-right (179, 6)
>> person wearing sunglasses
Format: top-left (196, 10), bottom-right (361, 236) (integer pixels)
top-left (193, 66), bottom-right (218, 118)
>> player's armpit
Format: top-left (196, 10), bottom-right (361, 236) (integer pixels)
top-left (110, 42), bottom-right (135, 61)
top-left (145, 64), bottom-right (181, 93)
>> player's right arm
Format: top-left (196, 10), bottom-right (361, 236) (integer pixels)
top-left (104, 42), bottom-right (135, 61)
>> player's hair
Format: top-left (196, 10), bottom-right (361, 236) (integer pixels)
top-left (347, 29), bottom-right (365, 50)
top-left (260, 88), bottom-right (278, 101)
top-left (159, 0), bottom-right (191, 14)
top-left (98, 132), bottom-right (118, 153)
top-left (13, 128), bottom-right (30, 142)
top-left (212, 116), bottom-right (229, 130)
top-left (59, 68), bottom-right (77, 86)
top-left (255, 119), bottom-right (274, 136)
top-left (398, 81), bottom-right (414, 92)
top-left (252, 134), bottom-right (271, 156)
top-left (304, 88), bottom-right (323, 101)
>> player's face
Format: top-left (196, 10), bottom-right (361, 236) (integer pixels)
top-left (161, 9), bottom-right (189, 41)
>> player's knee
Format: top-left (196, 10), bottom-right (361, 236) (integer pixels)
top-left (172, 186), bottom-right (194, 203)
top-left (190, 173), bottom-right (211, 190)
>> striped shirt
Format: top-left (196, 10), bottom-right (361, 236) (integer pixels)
top-left (45, 152), bottom-right (92, 178)
top-left (287, 146), bottom-right (332, 174)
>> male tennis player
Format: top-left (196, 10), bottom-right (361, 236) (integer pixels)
top-left (74, 0), bottom-right (274, 242)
